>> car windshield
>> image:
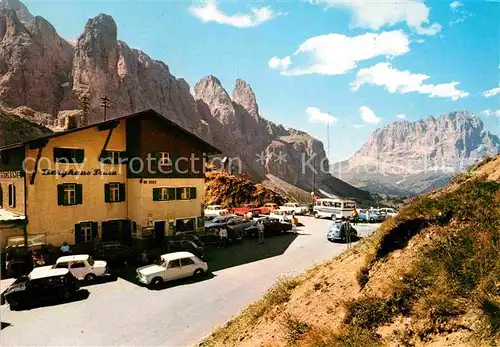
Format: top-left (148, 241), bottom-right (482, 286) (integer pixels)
top-left (87, 256), bottom-right (95, 266)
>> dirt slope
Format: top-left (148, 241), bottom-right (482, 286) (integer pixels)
top-left (201, 155), bottom-right (500, 347)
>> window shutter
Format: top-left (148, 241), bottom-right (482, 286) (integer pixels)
top-left (11, 185), bottom-right (16, 207)
top-left (119, 183), bottom-right (126, 202)
top-left (99, 150), bottom-right (108, 163)
top-left (53, 148), bottom-right (61, 162)
top-left (75, 184), bottom-right (83, 205)
top-left (75, 149), bottom-right (85, 163)
top-left (176, 187), bottom-right (182, 200)
top-left (190, 187), bottom-right (197, 200)
top-left (104, 183), bottom-right (110, 203)
top-left (75, 223), bottom-right (83, 244)
top-left (8, 185), bottom-right (12, 206)
top-left (57, 184), bottom-right (65, 205)
top-left (168, 187), bottom-right (175, 201)
top-left (152, 188), bottom-right (159, 201)
top-left (0, 185), bottom-right (3, 207)
top-left (120, 151), bottom-right (128, 164)
top-left (91, 222), bottom-right (98, 239)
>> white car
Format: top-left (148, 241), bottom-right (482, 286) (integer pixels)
top-left (136, 252), bottom-right (208, 288)
top-left (204, 205), bottom-right (230, 218)
top-left (280, 202), bottom-right (308, 215)
top-left (270, 209), bottom-right (292, 222)
top-left (54, 254), bottom-right (108, 282)
top-left (378, 208), bottom-right (398, 217)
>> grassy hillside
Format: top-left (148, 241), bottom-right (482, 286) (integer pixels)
top-left (205, 171), bottom-right (285, 208)
top-left (201, 155), bottom-right (500, 347)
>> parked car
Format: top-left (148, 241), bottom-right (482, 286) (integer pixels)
top-left (270, 209), bottom-right (293, 222)
top-left (327, 222), bottom-right (358, 242)
top-left (280, 202), bottom-right (308, 215)
top-left (202, 215), bottom-right (247, 245)
top-left (226, 216), bottom-right (256, 238)
top-left (3, 267), bottom-right (80, 310)
top-left (232, 204), bottom-right (262, 217)
top-left (246, 217), bottom-right (292, 237)
top-left (166, 239), bottom-right (204, 259)
top-left (378, 207), bottom-right (398, 217)
top-left (261, 203), bottom-right (279, 214)
top-left (53, 254), bottom-right (108, 282)
top-left (136, 252), bottom-right (208, 288)
top-left (357, 209), bottom-right (382, 223)
top-left (204, 205), bottom-right (230, 219)
top-left (94, 241), bottom-right (138, 267)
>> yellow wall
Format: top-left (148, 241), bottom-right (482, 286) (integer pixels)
top-left (0, 225), bottom-right (24, 249)
top-left (24, 121), bottom-right (128, 246)
top-left (128, 178), bottom-right (205, 237)
top-left (0, 177), bottom-right (25, 215)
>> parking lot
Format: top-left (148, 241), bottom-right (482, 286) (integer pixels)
top-left (0, 217), bottom-right (380, 347)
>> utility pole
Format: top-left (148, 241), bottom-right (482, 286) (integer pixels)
top-left (101, 96), bottom-right (111, 121)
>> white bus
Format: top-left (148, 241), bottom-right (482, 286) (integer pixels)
top-left (313, 198), bottom-right (356, 220)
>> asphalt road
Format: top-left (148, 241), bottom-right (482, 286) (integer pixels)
top-left (0, 217), bottom-right (380, 346)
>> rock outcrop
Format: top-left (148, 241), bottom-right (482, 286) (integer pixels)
top-left (332, 111), bottom-right (500, 195)
top-left (0, 1), bottom-right (370, 201)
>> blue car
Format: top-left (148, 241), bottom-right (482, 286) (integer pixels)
top-left (327, 222), bottom-right (357, 242)
top-left (357, 209), bottom-right (382, 223)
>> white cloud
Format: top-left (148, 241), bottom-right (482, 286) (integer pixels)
top-left (396, 114), bottom-right (406, 119)
top-left (415, 39), bottom-right (425, 44)
top-left (481, 109), bottom-right (500, 117)
top-left (353, 124), bottom-right (365, 128)
top-left (268, 56), bottom-right (292, 71)
top-left (306, 107), bottom-right (338, 125)
top-left (189, 1), bottom-right (281, 28)
top-left (269, 30), bottom-right (410, 76)
top-left (309, 0), bottom-right (442, 35)
top-left (352, 62), bottom-right (469, 101)
top-left (360, 106), bottom-right (382, 124)
top-left (450, 1), bottom-right (463, 9)
top-left (483, 87), bottom-right (500, 98)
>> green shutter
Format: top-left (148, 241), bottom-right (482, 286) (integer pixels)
top-left (75, 184), bottom-right (83, 205)
top-left (168, 187), bottom-right (176, 201)
top-left (91, 222), bottom-right (98, 239)
top-left (119, 183), bottom-right (126, 202)
top-left (11, 185), bottom-right (16, 207)
top-left (75, 149), bottom-right (85, 163)
top-left (190, 187), bottom-right (197, 200)
top-left (153, 188), bottom-right (159, 201)
top-left (75, 223), bottom-right (83, 244)
top-left (57, 184), bottom-right (65, 205)
top-left (0, 185), bottom-right (3, 207)
top-left (104, 183), bottom-right (110, 203)
top-left (99, 150), bottom-right (108, 163)
top-left (176, 187), bottom-right (182, 200)
top-left (53, 148), bottom-right (61, 162)
top-left (120, 151), bottom-right (127, 164)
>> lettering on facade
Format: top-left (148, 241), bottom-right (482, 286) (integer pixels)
top-left (142, 180), bottom-right (157, 184)
top-left (0, 170), bottom-right (22, 178)
top-left (41, 169), bottom-right (118, 177)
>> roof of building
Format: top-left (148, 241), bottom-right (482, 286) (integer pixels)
top-left (160, 252), bottom-right (197, 261)
top-left (28, 267), bottom-right (69, 280)
top-left (0, 109), bottom-right (221, 154)
top-left (56, 254), bottom-right (90, 263)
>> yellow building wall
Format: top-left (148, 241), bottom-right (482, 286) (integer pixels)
top-left (128, 178), bottom-right (205, 237)
top-left (24, 121), bottom-right (128, 246)
top-left (0, 225), bottom-right (24, 249)
top-left (0, 177), bottom-right (25, 215)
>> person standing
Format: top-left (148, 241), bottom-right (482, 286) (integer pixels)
top-left (291, 215), bottom-right (298, 234)
top-left (60, 242), bottom-right (71, 254)
top-left (352, 208), bottom-right (359, 226)
top-left (219, 227), bottom-right (228, 248)
top-left (257, 220), bottom-right (265, 244)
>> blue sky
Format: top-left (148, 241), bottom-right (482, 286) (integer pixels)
top-left (24, 0), bottom-right (500, 161)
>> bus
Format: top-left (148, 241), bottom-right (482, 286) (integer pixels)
top-left (313, 198), bottom-right (356, 220)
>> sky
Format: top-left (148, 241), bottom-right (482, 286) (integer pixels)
top-left (23, 0), bottom-right (500, 162)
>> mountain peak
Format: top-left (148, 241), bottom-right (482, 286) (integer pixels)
top-left (232, 78), bottom-right (259, 120)
top-left (0, 0), bottom-right (33, 23)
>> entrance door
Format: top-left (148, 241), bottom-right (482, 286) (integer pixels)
top-left (154, 221), bottom-right (166, 248)
top-left (102, 220), bottom-right (121, 242)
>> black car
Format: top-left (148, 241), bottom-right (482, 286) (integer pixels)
top-left (3, 268), bottom-right (80, 310)
top-left (166, 239), bottom-right (204, 259)
top-left (246, 217), bottom-right (293, 237)
top-left (94, 241), bottom-right (138, 267)
top-left (202, 215), bottom-right (251, 245)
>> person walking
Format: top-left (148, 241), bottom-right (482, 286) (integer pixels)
top-left (352, 208), bottom-right (359, 226)
top-left (291, 215), bottom-right (298, 234)
top-left (257, 220), bottom-right (265, 244)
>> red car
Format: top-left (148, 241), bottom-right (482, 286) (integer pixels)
top-left (232, 204), bottom-right (263, 216)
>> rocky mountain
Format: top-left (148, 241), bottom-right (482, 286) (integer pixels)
top-left (332, 111), bottom-right (500, 195)
top-left (0, 0), bottom-right (370, 201)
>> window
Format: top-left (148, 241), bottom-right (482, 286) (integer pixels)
top-left (1, 151), bottom-right (9, 165)
top-left (176, 187), bottom-right (197, 200)
top-left (167, 260), bottom-right (181, 269)
top-left (131, 221), bottom-right (138, 238)
top-left (55, 262), bottom-right (69, 269)
top-left (333, 202), bottom-right (342, 208)
top-left (175, 218), bottom-right (195, 232)
top-left (81, 222), bottom-right (93, 243)
top-left (70, 262), bottom-right (86, 269)
top-left (105, 182), bottom-right (125, 203)
top-left (159, 152), bottom-right (170, 166)
top-left (57, 183), bottom-right (83, 206)
top-left (100, 151), bottom-right (124, 165)
top-left (180, 258), bottom-right (195, 266)
top-left (54, 148), bottom-right (84, 164)
top-left (8, 184), bottom-right (15, 208)
top-left (343, 202), bottom-right (356, 209)
top-left (153, 187), bottom-right (175, 201)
